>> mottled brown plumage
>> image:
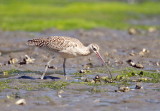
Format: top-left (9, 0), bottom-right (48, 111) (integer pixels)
top-left (27, 36), bottom-right (106, 79)
top-left (28, 36), bottom-right (84, 49)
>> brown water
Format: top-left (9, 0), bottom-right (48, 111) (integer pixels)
top-left (0, 28), bottom-right (160, 111)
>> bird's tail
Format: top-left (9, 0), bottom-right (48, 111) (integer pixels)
top-left (27, 40), bottom-right (34, 46)
top-left (27, 39), bottom-right (46, 47)
top-left (27, 39), bottom-right (37, 46)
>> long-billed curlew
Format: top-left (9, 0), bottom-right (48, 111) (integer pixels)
top-left (27, 36), bottom-right (111, 79)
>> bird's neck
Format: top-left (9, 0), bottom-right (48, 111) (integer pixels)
top-left (80, 45), bottom-right (92, 56)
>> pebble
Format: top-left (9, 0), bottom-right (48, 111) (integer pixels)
top-left (47, 65), bottom-right (57, 69)
top-left (25, 55), bottom-right (35, 64)
top-left (104, 51), bottom-right (109, 56)
top-left (156, 62), bottom-right (159, 66)
top-left (139, 48), bottom-right (150, 56)
top-left (8, 58), bottom-right (19, 64)
top-left (93, 75), bottom-right (101, 83)
top-left (135, 82), bottom-right (143, 89)
top-left (115, 59), bottom-right (123, 64)
top-left (126, 59), bottom-right (144, 69)
top-left (90, 80), bottom-right (95, 84)
top-left (79, 69), bottom-right (86, 73)
top-left (19, 55), bottom-right (35, 65)
top-left (15, 99), bottom-right (26, 105)
top-left (138, 77), bottom-right (148, 81)
top-left (135, 63), bottom-right (144, 69)
top-left (57, 90), bottom-right (64, 98)
top-left (129, 50), bottom-right (136, 56)
top-left (84, 78), bottom-right (89, 82)
top-left (119, 86), bottom-right (130, 92)
top-left (128, 27), bottom-right (137, 35)
top-left (115, 86), bottom-right (130, 92)
top-left (148, 27), bottom-right (156, 33)
top-left (126, 59), bottom-right (136, 67)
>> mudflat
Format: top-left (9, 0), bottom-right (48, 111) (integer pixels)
top-left (0, 28), bottom-right (160, 111)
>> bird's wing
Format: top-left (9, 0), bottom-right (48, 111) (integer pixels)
top-left (47, 36), bottom-right (85, 51)
top-left (27, 36), bottom-right (84, 52)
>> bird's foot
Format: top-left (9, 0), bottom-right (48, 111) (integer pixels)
top-left (65, 76), bottom-right (67, 80)
top-left (40, 75), bottom-right (44, 80)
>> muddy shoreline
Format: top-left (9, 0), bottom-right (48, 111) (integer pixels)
top-left (0, 28), bottom-right (160, 111)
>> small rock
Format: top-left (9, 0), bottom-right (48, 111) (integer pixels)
top-left (128, 27), bottom-right (137, 35)
top-left (135, 63), bottom-right (144, 69)
top-left (138, 77), bottom-right (148, 81)
top-left (79, 68), bottom-right (90, 73)
top-left (129, 50), bottom-right (136, 56)
top-left (105, 79), bottom-right (114, 83)
top-left (101, 76), bottom-right (108, 80)
top-left (118, 86), bottom-right (130, 92)
top-left (58, 95), bottom-right (62, 98)
top-left (88, 58), bottom-right (92, 61)
top-left (8, 58), bottom-right (19, 64)
top-left (115, 90), bottom-right (121, 92)
top-left (85, 63), bottom-right (93, 68)
top-left (95, 75), bottom-right (100, 79)
top-left (139, 51), bottom-right (144, 56)
top-left (79, 69), bottom-right (86, 73)
top-left (7, 95), bottom-right (11, 99)
top-left (25, 55), bottom-right (35, 64)
top-left (126, 59), bottom-right (136, 67)
top-left (126, 60), bottom-right (144, 69)
top-left (135, 82), bottom-right (143, 89)
top-left (19, 55), bottom-right (35, 65)
top-left (148, 27), bottom-right (156, 33)
top-left (0, 52), bottom-right (1, 56)
top-left (115, 59), bottom-right (123, 64)
top-left (84, 78), bottom-right (89, 82)
top-left (15, 99), bottom-right (26, 105)
top-left (47, 65), bottom-right (57, 69)
top-left (142, 48), bottom-right (149, 53)
top-left (19, 61), bottom-right (26, 65)
top-left (104, 51), bottom-right (109, 56)
top-left (57, 90), bottom-right (64, 98)
top-left (132, 79), bottom-right (138, 82)
top-left (93, 75), bottom-right (101, 83)
top-left (91, 79), bottom-right (95, 84)
top-left (58, 90), bottom-right (64, 94)
top-left (139, 71), bottom-right (143, 76)
top-left (139, 48), bottom-right (150, 56)
top-left (156, 62), bottom-right (159, 66)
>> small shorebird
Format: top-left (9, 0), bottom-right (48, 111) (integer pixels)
top-left (27, 36), bottom-right (111, 79)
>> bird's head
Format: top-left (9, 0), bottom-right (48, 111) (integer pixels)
top-left (89, 43), bottom-right (105, 65)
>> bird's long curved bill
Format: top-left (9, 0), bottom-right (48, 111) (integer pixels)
top-left (95, 52), bottom-right (105, 66)
top-left (96, 52), bottom-right (113, 79)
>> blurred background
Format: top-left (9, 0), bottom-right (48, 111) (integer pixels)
top-left (0, 0), bottom-right (160, 31)
top-left (0, 1), bottom-right (160, 111)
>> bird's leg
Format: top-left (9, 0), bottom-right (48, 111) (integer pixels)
top-left (41, 56), bottom-right (55, 79)
top-left (63, 58), bottom-right (67, 79)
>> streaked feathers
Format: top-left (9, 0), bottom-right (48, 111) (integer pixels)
top-left (27, 36), bottom-right (85, 53)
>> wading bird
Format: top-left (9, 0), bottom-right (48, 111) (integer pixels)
top-left (27, 36), bottom-right (111, 79)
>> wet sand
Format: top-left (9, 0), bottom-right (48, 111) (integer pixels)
top-left (0, 28), bottom-right (160, 111)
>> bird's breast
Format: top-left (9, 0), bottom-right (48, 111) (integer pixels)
top-left (58, 46), bottom-right (91, 58)
top-left (58, 47), bottom-right (81, 58)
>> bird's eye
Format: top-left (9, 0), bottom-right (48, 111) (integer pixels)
top-left (93, 47), bottom-right (97, 51)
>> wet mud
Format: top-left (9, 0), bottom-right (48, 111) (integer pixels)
top-left (0, 28), bottom-right (160, 111)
